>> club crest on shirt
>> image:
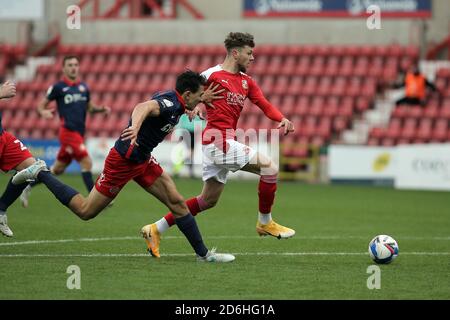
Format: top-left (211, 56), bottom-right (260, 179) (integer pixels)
top-left (242, 80), bottom-right (248, 89)
top-left (78, 85), bottom-right (85, 92)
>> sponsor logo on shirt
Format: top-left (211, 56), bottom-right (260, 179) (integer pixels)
top-left (161, 99), bottom-right (174, 108)
top-left (242, 80), bottom-right (248, 89)
top-left (64, 93), bottom-right (88, 104)
top-left (226, 92), bottom-right (246, 107)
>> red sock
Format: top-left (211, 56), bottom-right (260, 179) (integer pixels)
top-left (258, 179), bottom-right (277, 214)
top-left (164, 197), bottom-right (203, 227)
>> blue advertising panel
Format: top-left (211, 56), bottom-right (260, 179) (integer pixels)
top-left (21, 139), bottom-right (80, 173)
top-left (243, 0), bottom-right (432, 18)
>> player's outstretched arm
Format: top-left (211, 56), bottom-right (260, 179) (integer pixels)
top-left (200, 83), bottom-right (224, 109)
top-left (37, 97), bottom-right (54, 119)
top-left (88, 101), bottom-right (111, 114)
top-left (0, 81), bottom-right (16, 99)
top-left (120, 100), bottom-right (160, 145)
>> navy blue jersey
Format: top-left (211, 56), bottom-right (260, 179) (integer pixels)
top-left (46, 79), bottom-right (90, 136)
top-left (114, 90), bottom-right (186, 163)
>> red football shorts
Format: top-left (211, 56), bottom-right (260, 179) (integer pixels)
top-left (0, 131), bottom-right (33, 172)
top-left (57, 127), bottom-right (89, 163)
top-left (95, 147), bottom-right (163, 198)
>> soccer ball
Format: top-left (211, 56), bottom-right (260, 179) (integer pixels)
top-left (368, 235), bottom-right (399, 264)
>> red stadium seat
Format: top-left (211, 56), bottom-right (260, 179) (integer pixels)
top-left (280, 56), bottom-right (297, 76)
top-left (415, 118), bottom-right (432, 141)
top-left (399, 118), bottom-right (417, 140)
top-left (385, 118), bottom-right (402, 139)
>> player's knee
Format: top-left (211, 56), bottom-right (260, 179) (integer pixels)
top-left (169, 195), bottom-right (187, 212)
top-left (80, 158), bottom-right (92, 171)
top-left (51, 166), bottom-right (64, 175)
top-left (261, 164), bottom-right (278, 178)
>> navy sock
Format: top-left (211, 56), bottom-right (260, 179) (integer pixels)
top-left (0, 178), bottom-right (28, 212)
top-left (81, 171), bottom-right (94, 192)
top-left (29, 180), bottom-right (41, 187)
top-left (175, 213), bottom-right (208, 257)
top-left (37, 171), bottom-right (79, 206)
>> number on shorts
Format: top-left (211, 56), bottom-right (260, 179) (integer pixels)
top-left (14, 139), bottom-right (28, 151)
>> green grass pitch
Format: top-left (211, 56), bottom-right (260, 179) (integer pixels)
top-left (0, 174), bottom-right (449, 299)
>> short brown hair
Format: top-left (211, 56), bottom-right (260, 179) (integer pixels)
top-left (62, 55), bottom-right (79, 66)
top-left (224, 32), bottom-right (255, 52)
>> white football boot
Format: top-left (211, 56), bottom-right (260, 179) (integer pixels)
top-left (0, 214), bottom-right (13, 237)
top-left (12, 160), bottom-right (49, 185)
top-left (197, 247), bottom-right (235, 263)
top-left (20, 184), bottom-right (32, 208)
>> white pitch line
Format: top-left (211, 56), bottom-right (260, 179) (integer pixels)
top-left (0, 252), bottom-right (449, 258)
top-left (1, 235), bottom-right (450, 247)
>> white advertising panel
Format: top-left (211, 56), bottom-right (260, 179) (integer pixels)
top-left (329, 145), bottom-right (396, 179)
top-left (0, 0), bottom-right (44, 20)
top-left (395, 144), bottom-right (450, 191)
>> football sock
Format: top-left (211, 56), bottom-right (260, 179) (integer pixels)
top-left (29, 180), bottom-right (41, 188)
top-left (81, 171), bottom-right (94, 192)
top-left (258, 175), bottom-right (277, 214)
top-left (175, 213), bottom-right (208, 257)
top-left (37, 171), bottom-right (79, 206)
top-left (258, 212), bottom-right (272, 225)
top-left (0, 178), bottom-right (28, 212)
top-left (161, 196), bottom-right (207, 231)
top-left (156, 217), bottom-right (170, 233)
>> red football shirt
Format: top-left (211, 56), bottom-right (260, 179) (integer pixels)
top-left (201, 65), bottom-right (283, 147)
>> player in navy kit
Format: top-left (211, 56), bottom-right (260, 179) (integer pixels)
top-left (13, 71), bottom-right (234, 262)
top-left (20, 55), bottom-right (110, 207)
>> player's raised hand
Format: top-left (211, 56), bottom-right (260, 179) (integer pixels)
top-left (120, 125), bottom-right (139, 146)
top-left (277, 118), bottom-right (295, 136)
top-left (201, 83), bottom-right (224, 108)
top-left (102, 106), bottom-right (111, 114)
top-left (187, 105), bottom-right (205, 121)
top-left (0, 80), bottom-right (16, 99)
top-left (39, 109), bottom-right (55, 119)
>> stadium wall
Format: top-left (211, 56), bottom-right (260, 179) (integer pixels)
top-left (0, 0), bottom-right (449, 46)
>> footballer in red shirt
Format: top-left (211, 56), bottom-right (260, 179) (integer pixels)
top-left (0, 81), bottom-right (47, 237)
top-left (145, 32), bottom-right (296, 258)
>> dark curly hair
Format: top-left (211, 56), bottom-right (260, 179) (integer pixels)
top-left (175, 70), bottom-right (206, 94)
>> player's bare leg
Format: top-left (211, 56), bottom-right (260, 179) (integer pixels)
top-left (67, 188), bottom-right (113, 220)
top-left (51, 159), bottom-right (70, 175)
top-left (242, 152), bottom-right (295, 239)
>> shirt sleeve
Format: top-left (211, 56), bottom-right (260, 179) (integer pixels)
top-left (156, 97), bottom-right (178, 120)
top-left (84, 83), bottom-right (91, 103)
top-left (46, 84), bottom-right (59, 101)
top-left (247, 77), bottom-right (284, 122)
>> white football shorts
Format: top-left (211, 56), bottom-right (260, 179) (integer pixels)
top-left (202, 139), bottom-right (257, 184)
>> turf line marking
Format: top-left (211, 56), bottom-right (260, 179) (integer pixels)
top-left (0, 252), bottom-right (449, 258)
top-left (1, 235), bottom-right (450, 247)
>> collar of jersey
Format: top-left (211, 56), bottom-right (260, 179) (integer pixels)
top-left (175, 90), bottom-right (186, 111)
top-left (62, 76), bottom-right (81, 86)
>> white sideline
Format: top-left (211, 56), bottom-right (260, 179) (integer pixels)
top-left (0, 235), bottom-right (449, 247)
top-left (0, 252), bottom-right (449, 258)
